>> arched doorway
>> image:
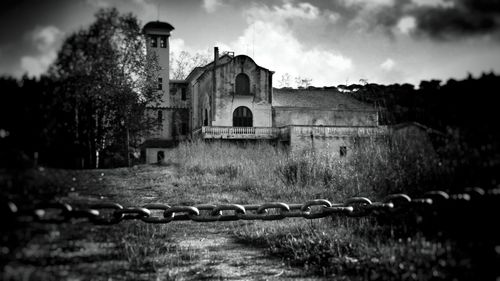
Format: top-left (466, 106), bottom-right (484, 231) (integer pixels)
top-left (235, 73), bottom-right (250, 95)
top-left (157, 151), bottom-right (165, 163)
top-left (204, 109), bottom-right (209, 126)
top-left (233, 106), bottom-right (253, 127)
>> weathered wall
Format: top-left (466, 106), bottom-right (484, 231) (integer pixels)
top-left (288, 126), bottom-right (387, 156)
top-left (169, 82), bottom-right (190, 108)
top-left (146, 108), bottom-right (172, 139)
top-left (273, 108), bottom-right (378, 127)
top-left (292, 135), bottom-right (352, 157)
top-left (213, 95), bottom-right (272, 127)
top-left (191, 73), bottom-right (213, 129)
top-left (145, 148), bottom-right (172, 164)
top-left (213, 55), bottom-right (273, 127)
top-left (191, 55), bottom-right (273, 129)
top-left (145, 33), bottom-right (170, 108)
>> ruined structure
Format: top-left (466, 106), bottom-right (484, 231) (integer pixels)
top-left (142, 21), bottom-right (386, 164)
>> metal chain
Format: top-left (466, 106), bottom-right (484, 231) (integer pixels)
top-left (4, 187), bottom-right (498, 225)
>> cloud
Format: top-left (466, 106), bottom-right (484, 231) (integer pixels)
top-left (246, 1), bottom-right (319, 21)
top-left (218, 1), bottom-right (353, 87)
top-left (342, 0), bottom-right (395, 8)
top-left (202, 0), bottom-right (224, 13)
top-left (397, 16), bottom-right (416, 34)
top-left (86, 0), bottom-right (157, 20)
top-left (380, 58), bottom-right (396, 71)
top-left (412, 0), bottom-right (454, 8)
top-left (32, 26), bottom-right (63, 52)
top-left (85, 0), bottom-right (111, 8)
top-left (20, 26), bottom-right (63, 77)
top-left (411, 0), bottom-right (500, 40)
top-left (337, 0), bottom-right (500, 40)
top-left (20, 53), bottom-right (57, 77)
top-left (170, 38), bottom-right (187, 55)
top-left (246, 0), bottom-right (339, 25)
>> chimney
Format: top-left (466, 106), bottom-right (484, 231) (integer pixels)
top-left (214, 46), bottom-right (219, 64)
top-left (211, 46), bottom-right (219, 122)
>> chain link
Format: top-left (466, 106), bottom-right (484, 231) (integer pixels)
top-left (5, 187), bottom-right (499, 225)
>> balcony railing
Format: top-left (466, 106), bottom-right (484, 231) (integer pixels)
top-left (195, 125), bottom-right (385, 141)
top-left (201, 126), bottom-right (281, 139)
top-left (290, 125), bottom-right (387, 137)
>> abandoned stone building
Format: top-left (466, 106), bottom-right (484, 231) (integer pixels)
top-left (141, 20), bottom-right (386, 164)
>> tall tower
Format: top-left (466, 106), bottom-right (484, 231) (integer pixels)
top-left (143, 21), bottom-right (174, 107)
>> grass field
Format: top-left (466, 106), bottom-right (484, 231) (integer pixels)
top-left (1, 140), bottom-right (498, 280)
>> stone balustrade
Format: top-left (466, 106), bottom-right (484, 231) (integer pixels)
top-left (196, 125), bottom-right (386, 141)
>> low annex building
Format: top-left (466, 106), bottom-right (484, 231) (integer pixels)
top-left (141, 20), bottom-right (386, 164)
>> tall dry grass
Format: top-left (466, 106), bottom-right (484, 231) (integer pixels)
top-left (167, 135), bottom-right (444, 203)
top-left (165, 136), bottom-right (465, 279)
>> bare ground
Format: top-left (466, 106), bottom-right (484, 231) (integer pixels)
top-left (2, 165), bottom-right (324, 280)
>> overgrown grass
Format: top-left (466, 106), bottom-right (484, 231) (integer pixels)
top-left (167, 137), bottom-right (445, 202)
top-left (4, 136), bottom-right (494, 280)
top-left (164, 137), bottom-right (494, 280)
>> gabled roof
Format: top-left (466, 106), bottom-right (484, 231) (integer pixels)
top-left (272, 88), bottom-right (375, 110)
top-left (185, 54), bottom-right (273, 83)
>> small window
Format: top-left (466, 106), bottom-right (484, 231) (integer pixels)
top-left (157, 151), bottom-right (164, 163)
top-left (170, 87), bottom-right (177, 95)
top-left (157, 110), bottom-right (163, 126)
top-left (150, 36), bottom-right (157, 48)
top-left (339, 146), bottom-right (347, 157)
top-left (181, 88), bottom-right (186, 100)
top-left (158, 77), bottom-right (163, 90)
top-left (159, 36), bottom-right (167, 48)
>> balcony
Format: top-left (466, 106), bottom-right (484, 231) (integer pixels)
top-left (200, 126), bottom-right (285, 140)
top-left (193, 125), bottom-right (384, 141)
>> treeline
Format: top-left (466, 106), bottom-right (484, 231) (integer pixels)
top-left (0, 8), bottom-right (160, 169)
top-left (344, 73), bottom-right (500, 186)
top-left (0, 74), bottom-right (147, 169)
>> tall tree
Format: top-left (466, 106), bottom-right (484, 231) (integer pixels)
top-left (49, 8), bottom-right (161, 168)
top-left (170, 50), bottom-right (210, 80)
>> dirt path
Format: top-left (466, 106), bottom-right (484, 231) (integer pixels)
top-left (4, 218), bottom-right (317, 280)
top-left (155, 222), bottom-right (313, 280)
top-left (2, 166), bottom-right (325, 280)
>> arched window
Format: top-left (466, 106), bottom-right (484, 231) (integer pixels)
top-left (233, 106), bottom-right (253, 127)
top-left (204, 109), bottom-right (209, 126)
top-left (235, 73), bottom-right (250, 95)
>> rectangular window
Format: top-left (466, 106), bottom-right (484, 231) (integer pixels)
top-left (339, 146), bottom-right (347, 157)
top-left (157, 110), bottom-right (163, 126)
top-left (181, 88), bottom-right (186, 100)
top-left (170, 87), bottom-right (177, 95)
top-left (150, 36), bottom-right (157, 48)
top-left (159, 36), bottom-right (167, 48)
top-left (158, 77), bottom-right (162, 90)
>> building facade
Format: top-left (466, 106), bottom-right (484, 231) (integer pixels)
top-left (141, 20), bottom-right (386, 164)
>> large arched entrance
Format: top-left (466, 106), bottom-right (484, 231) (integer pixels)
top-left (233, 106), bottom-right (253, 127)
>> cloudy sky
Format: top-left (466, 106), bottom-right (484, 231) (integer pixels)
top-left (1, 0), bottom-right (500, 86)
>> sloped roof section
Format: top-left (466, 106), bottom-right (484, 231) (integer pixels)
top-left (143, 21), bottom-right (174, 33)
top-left (272, 88), bottom-right (375, 110)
